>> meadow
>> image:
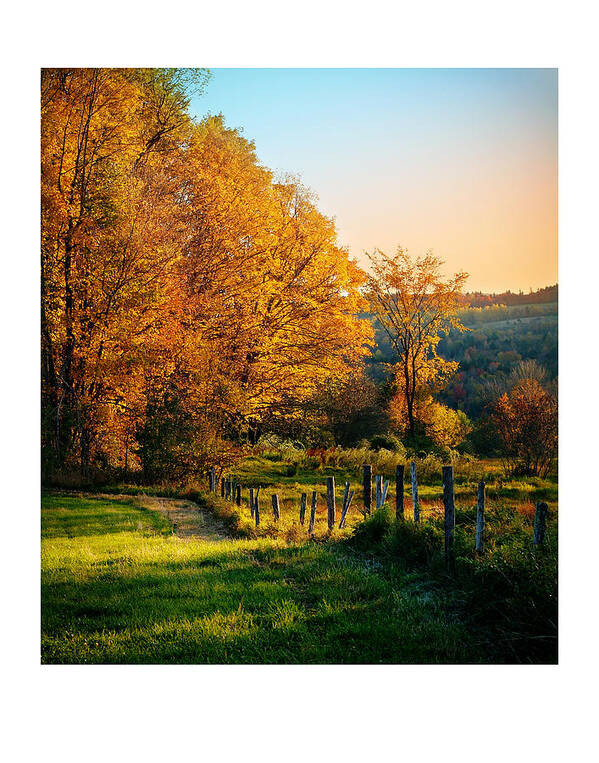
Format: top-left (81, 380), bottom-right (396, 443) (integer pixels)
top-left (41, 450), bottom-right (557, 664)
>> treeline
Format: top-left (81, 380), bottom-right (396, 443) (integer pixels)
top-left (460, 284), bottom-right (557, 307)
top-left (457, 302), bottom-right (557, 327)
top-left (41, 68), bottom-right (372, 483)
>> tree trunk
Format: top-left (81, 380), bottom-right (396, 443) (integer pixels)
top-left (403, 358), bottom-right (415, 438)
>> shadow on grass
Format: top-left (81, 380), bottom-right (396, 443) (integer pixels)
top-left (41, 543), bottom-right (481, 665)
top-left (41, 492), bottom-right (556, 665)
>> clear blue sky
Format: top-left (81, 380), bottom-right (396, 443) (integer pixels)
top-left (189, 69), bottom-right (557, 293)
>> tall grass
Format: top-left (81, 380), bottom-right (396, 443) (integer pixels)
top-left (342, 502), bottom-right (558, 663)
top-left (250, 438), bottom-right (483, 482)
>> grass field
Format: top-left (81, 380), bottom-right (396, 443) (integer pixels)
top-left (41, 493), bottom-right (484, 664)
top-left (41, 454), bottom-right (557, 664)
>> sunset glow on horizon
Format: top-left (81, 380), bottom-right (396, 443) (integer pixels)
top-left (191, 68), bottom-right (557, 294)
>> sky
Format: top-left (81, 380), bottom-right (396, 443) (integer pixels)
top-left (189, 69), bottom-right (557, 294)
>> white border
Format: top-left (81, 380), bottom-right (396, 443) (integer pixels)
top-left (4, 1), bottom-right (598, 760)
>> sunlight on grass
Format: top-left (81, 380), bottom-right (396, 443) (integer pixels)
top-left (41, 494), bottom-right (481, 664)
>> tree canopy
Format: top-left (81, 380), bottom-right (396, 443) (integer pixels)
top-left (41, 68), bottom-right (372, 480)
top-left (366, 247), bottom-right (468, 442)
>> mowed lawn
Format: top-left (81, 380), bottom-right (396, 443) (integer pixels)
top-left (41, 493), bottom-right (484, 664)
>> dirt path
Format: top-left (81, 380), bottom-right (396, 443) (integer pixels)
top-left (92, 493), bottom-right (230, 541)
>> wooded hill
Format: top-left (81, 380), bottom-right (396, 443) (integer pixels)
top-left (367, 298), bottom-right (558, 421)
top-left (460, 284), bottom-right (557, 307)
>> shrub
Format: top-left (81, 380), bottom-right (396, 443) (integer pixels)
top-left (347, 506), bottom-right (444, 568)
top-left (383, 519), bottom-right (443, 567)
top-left (456, 539), bottom-right (557, 662)
top-left (257, 434), bottom-right (305, 464)
top-left (349, 506), bottom-right (395, 548)
top-left (370, 434), bottom-right (406, 454)
top-left (413, 453), bottom-right (443, 482)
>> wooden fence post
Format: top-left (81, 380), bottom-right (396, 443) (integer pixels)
top-left (249, 488), bottom-right (255, 518)
top-left (375, 474), bottom-right (382, 509)
top-left (236, 484), bottom-right (241, 507)
top-left (254, 495), bottom-right (260, 527)
top-left (339, 488), bottom-right (355, 529)
top-left (299, 493), bottom-right (307, 525)
top-left (363, 464), bottom-right (372, 515)
top-left (272, 494), bottom-right (281, 522)
top-left (475, 480), bottom-right (485, 553)
top-left (342, 481), bottom-right (350, 517)
top-left (308, 491), bottom-right (317, 534)
top-left (443, 466), bottom-right (455, 571)
top-left (410, 462), bottom-right (420, 523)
top-left (533, 501), bottom-right (548, 548)
top-left (381, 479), bottom-right (389, 507)
top-left (326, 477), bottom-right (336, 530)
top-left (395, 464), bottom-right (405, 521)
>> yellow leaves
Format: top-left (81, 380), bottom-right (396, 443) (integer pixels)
top-left (367, 247), bottom-right (469, 438)
top-left (424, 402), bottom-right (472, 448)
top-left (42, 71), bottom-right (374, 470)
top-left (177, 120), bottom-right (373, 428)
top-left (389, 390), bottom-right (471, 448)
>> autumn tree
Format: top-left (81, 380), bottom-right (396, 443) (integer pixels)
top-left (367, 247), bottom-right (468, 442)
top-left (389, 392), bottom-right (472, 449)
top-left (491, 373), bottom-right (557, 477)
top-left (178, 118), bottom-right (372, 443)
top-left (41, 70), bottom-right (372, 481)
top-left (41, 68), bottom-right (212, 476)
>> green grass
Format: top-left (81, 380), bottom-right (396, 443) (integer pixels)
top-left (42, 493), bottom-right (484, 664)
top-left (42, 453), bottom-right (558, 664)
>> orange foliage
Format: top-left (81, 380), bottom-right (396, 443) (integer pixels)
top-left (492, 378), bottom-right (557, 477)
top-left (367, 247), bottom-right (468, 442)
top-left (41, 69), bottom-right (372, 480)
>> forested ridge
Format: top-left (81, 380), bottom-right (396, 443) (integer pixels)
top-left (368, 296), bottom-right (557, 424)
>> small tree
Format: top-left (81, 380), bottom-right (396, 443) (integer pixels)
top-left (389, 390), bottom-right (472, 449)
top-left (367, 247), bottom-right (468, 440)
top-left (492, 378), bottom-right (557, 477)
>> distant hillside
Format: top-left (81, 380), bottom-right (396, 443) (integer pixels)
top-left (437, 302), bottom-right (557, 418)
top-left (365, 298), bottom-right (558, 420)
top-left (460, 284), bottom-right (557, 307)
